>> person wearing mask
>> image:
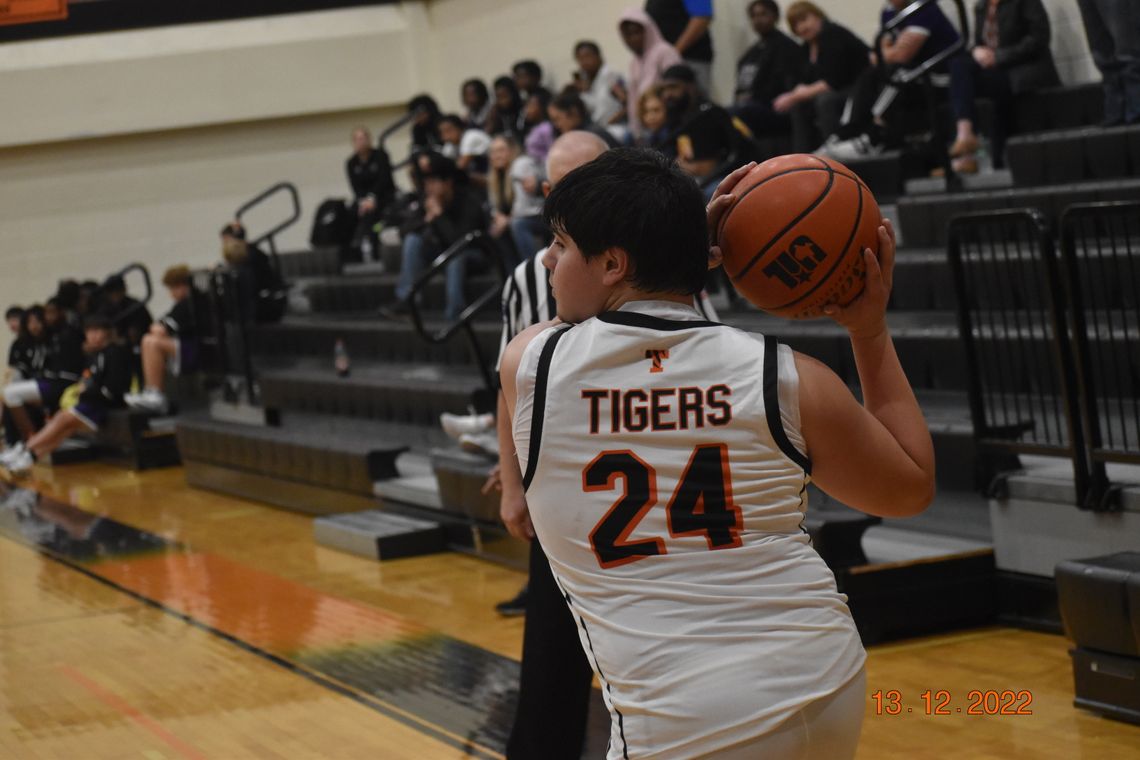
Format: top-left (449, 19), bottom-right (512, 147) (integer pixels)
top-left (125, 266), bottom-right (213, 415)
top-left (774, 2), bottom-right (871, 153)
top-left (347, 126), bottom-right (396, 262)
top-left (1077, 0), bottom-right (1140, 127)
top-left (547, 89), bottom-right (622, 147)
top-left (573, 40), bottom-right (626, 129)
top-left (944, 0), bottom-right (1060, 174)
top-left (1, 314), bottom-right (131, 476)
top-left (645, 0), bottom-right (715, 93)
top-left (819, 0), bottom-right (961, 162)
top-left (732, 0), bottom-right (804, 138)
top-left (461, 78), bottom-right (493, 130)
top-left (380, 153), bottom-right (488, 322)
top-left (618, 7), bottom-right (684, 139)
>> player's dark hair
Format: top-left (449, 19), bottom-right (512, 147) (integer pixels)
top-left (55, 280), bottom-right (81, 310)
top-left (543, 148), bottom-right (708, 296)
top-left (574, 40), bottom-right (601, 56)
top-left (749, 0), bottom-right (780, 16)
top-left (102, 274), bottom-right (126, 294)
top-left (20, 305), bottom-right (45, 338)
top-left (551, 88), bottom-right (588, 119)
top-left (5, 305), bottom-right (23, 320)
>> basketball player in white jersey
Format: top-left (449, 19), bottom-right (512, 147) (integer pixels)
top-left (500, 149), bottom-right (935, 758)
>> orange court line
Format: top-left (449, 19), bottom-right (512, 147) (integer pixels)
top-left (58, 664), bottom-right (208, 760)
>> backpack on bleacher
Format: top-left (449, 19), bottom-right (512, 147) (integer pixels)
top-left (310, 199), bottom-right (355, 248)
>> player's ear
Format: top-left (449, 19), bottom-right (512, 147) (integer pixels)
top-left (600, 247), bottom-right (631, 286)
top-left (542, 180), bottom-right (552, 197)
top-left (707, 246), bottom-right (724, 270)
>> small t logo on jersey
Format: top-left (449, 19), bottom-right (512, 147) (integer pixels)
top-left (646, 349), bottom-right (670, 373)
top-left (762, 235), bottom-right (828, 289)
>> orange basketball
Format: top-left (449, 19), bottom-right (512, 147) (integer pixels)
top-left (716, 154), bottom-right (881, 320)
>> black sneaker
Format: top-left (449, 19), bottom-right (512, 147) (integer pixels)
top-left (495, 585), bottom-right (529, 617)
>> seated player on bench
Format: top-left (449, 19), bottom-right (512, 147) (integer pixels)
top-left (499, 149), bottom-right (934, 758)
top-left (1, 314), bottom-right (131, 477)
top-left (126, 265), bottom-right (209, 415)
top-left (2, 299), bottom-right (86, 444)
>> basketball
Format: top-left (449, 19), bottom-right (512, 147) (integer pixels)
top-left (715, 154), bottom-right (882, 320)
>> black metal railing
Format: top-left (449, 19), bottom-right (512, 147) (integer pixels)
top-left (406, 231), bottom-right (509, 393)
top-left (234, 181), bottom-right (301, 283)
top-left (379, 110), bottom-right (419, 171)
top-left (948, 209), bottom-right (1092, 505)
top-left (1061, 202), bottom-right (1140, 509)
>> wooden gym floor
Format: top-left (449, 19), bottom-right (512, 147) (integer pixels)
top-left (2, 464), bottom-right (1138, 759)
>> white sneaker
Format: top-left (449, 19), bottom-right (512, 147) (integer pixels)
top-left (126, 388), bottom-right (169, 415)
top-left (816, 133), bottom-right (883, 162)
top-left (0, 443), bottom-right (26, 468)
top-left (440, 412), bottom-right (494, 440)
top-left (2, 445), bottom-right (34, 476)
top-left (459, 431), bottom-right (499, 458)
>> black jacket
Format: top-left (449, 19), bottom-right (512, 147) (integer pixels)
top-left (426, 185), bottom-right (488, 251)
top-left (973, 0), bottom-right (1059, 94)
top-left (160, 288), bottom-right (212, 341)
top-left (802, 21), bottom-right (871, 93)
top-left (101, 296), bottom-right (153, 347)
top-left (7, 337), bottom-right (45, 379)
top-left (77, 343), bottom-right (131, 409)
top-left (347, 148), bottom-right (396, 209)
top-left (735, 29), bottom-right (805, 105)
top-left (42, 325), bottom-right (86, 384)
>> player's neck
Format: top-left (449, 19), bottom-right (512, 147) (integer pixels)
top-left (602, 287), bottom-right (693, 313)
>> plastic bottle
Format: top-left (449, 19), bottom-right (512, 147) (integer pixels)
top-left (334, 339), bottom-right (351, 378)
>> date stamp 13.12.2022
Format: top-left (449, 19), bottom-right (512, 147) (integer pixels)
top-left (872, 689), bottom-right (1034, 716)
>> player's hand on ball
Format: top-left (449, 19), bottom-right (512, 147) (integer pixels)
top-left (823, 219), bottom-right (896, 340)
top-left (706, 162), bottom-right (757, 269)
top-left (500, 490), bottom-right (534, 541)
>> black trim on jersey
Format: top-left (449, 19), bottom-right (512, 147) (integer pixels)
top-left (564, 590), bottom-right (630, 759)
top-left (694, 296), bottom-right (710, 320)
top-left (596, 311), bottom-right (721, 331)
top-left (521, 326), bottom-right (571, 492)
top-left (525, 258), bottom-right (540, 327)
top-left (763, 335), bottom-right (812, 475)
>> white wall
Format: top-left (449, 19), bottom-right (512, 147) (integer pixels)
top-left (0, 0), bottom-right (1097, 357)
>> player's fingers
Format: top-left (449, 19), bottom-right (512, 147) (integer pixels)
top-left (864, 248), bottom-right (885, 292)
top-left (706, 195), bottom-right (735, 234)
top-left (708, 245), bottom-right (725, 270)
top-left (876, 224), bottom-right (896, 284)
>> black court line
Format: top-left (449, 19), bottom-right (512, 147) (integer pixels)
top-left (0, 484), bottom-right (504, 759)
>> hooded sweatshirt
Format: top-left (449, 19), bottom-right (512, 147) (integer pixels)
top-left (620, 7), bottom-right (683, 136)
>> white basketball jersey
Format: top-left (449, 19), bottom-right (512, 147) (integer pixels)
top-left (513, 300), bottom-right (865, 759)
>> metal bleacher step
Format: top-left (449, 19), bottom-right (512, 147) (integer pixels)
top-left (276, 248), bottom-right (342, 279)
top-left (302, 273), bottom-right (502, 314)
top-left (896, 176), bottom-right (1140, 248)
top-left (313, 510), bottom-right (447, 561)
top-left (250, 314), bottom-right (500, 366)
top-left (256, 359), bottom-right (483, 427)
top-left (176, 411), bottom-right (448, 514)
top-left (904, 168), bottom-right (1014, 197)
top-left (1007, 123), bottom-right (1140, 187)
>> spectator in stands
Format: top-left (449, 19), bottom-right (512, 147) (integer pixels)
top-left (55, 280), bottom-right (82, 328)
top-left (438, 113), bottom-right (493, 186)
top-left (512, 60), bottom-right (544, 101)
top-left (1076, 0), bottom-right (1140, 126)
top-left (2, 299), bottom-right (84, 443)
top-left (381, 153), bottom-right (488, 321)
top-left (523, 89), bottom-right (557, 162)
top-left (0, 314), bottom-right (131, 477)
top-left (125, 266), bottom-right (211, 415)
top-left (2, 306), bottom-right (44, 448)
top-left (347, 126), bottom-right (396, 262)
top-left (637, 85), bottom-right (671, 149)
top-left (77, 280), bottom-right (101, 318)
top-left (645, 0), bottom-right (715, 94)
top-left (408, 94), bottom-right (443, 152)
top-left (488, 135), bottom-right (547, 264)
top-left (945, 0), bottom-right (1060, 174)
top-left (675, 105), bottom-right (751, 200)
top-left (818, 0), bottom-right (961, 162)
top-left (619, 7), bottom-right (683, 138)
top-left (573, 40), bottom-right (626, 130)
top-left (6, 306), bottom-right (23, 337)
top-left (220, 223), bottom-right (284, 324)
top-left (659, 64), bottom-right (755, 161)
top-left (461, 78), bottom-right (493, 130)
top-left (487, 76), bottom-right (524, 138)
top-left (548, 89), bottom-right (622, 147)
top-left (774, 2), bottom-right (870, 153)
top-left (99, 274), bottom-right (153, 349)
top-left (732, 0), bottom-right (803, 138)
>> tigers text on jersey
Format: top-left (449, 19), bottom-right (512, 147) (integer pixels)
top-left (513, 300), bottom-right (865, 759)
